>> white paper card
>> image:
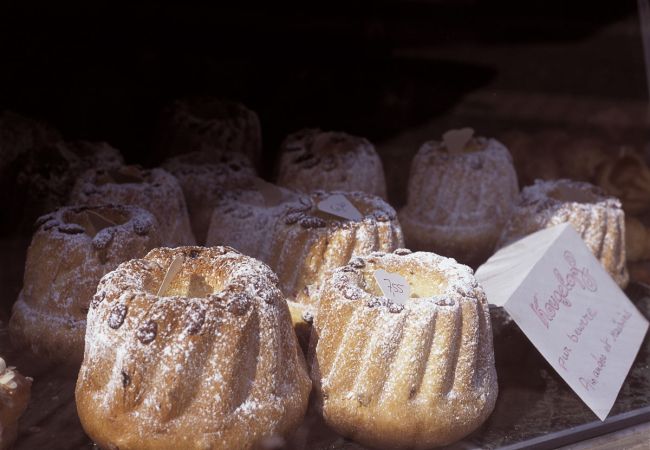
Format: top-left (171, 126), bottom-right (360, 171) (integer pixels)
top-left (443, 127), bottom-right (474, 154)
top-left (251, 178), bottom-right (286, 206)
top-left (475, 223), bottom-right (649, 421)
top-left (374, 269), bottom-right (410, 305)
top-left (317, 194), bottom-right (363, 221)
top-left (157, 256), bottom-right (184, 296)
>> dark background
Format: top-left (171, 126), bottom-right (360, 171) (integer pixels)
top-left (0, 0), bottom-right (642, 172)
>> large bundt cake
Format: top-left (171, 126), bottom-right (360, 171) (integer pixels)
top-left (163, 151), bottom-right (258, 244)
top-left (498, 179), bottom-right (629, 288)
top-left (276, 129), bottom-right (387, 199)
top-left (0, 357), bottom-right (31, 450)
top-left (9, 205), bottom-right (161, 365)
top-left (157, 97), bottom-right (262, 165)
top-left (267, 191), bottom-right (403, 306)
top-left (68, 165), bottom-right (195, 246)
top-left (309, 249), bottom-right (497, 450)
top-left (399, 134), bottom-right (519, 267)
top-left (76, 246), bottom-right (311, 450)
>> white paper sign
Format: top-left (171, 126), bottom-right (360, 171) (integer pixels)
top-left (443, 127), bottom-right (474, 154)
top-left (475, 223), bottom-right (649, 421)
top-left (157, 256), bottom-right (184, 296)
top-left (374, 269), bottom-right (410, 305)
top-left (317, 194), bottom-right (363, 221)
top-left (251, 178), bottom-right (286, 206)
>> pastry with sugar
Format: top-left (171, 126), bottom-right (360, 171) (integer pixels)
top-left (157, 97), bottom-right (262, 165)
top-left (163, 151), bottom-right (257, 244)
top-left (309, 249), bottom-right (497, 449)
top-left (267, 191), bottom-right (403, 306)
top-left (0, 357), bottom-right (31, 450)
top-left (76, 246), bottom-right (311, 450)
top-left (276, 129), bottom-right (387, 199)
top-left (399, 130), bottom-right (519, 266)
top-left (9, 205), bottom-right (161, 365)
top-left (498, 179), bottom-right (628, 288)
top-left (205, 180), bottom-right (300, 260)
top-left (69, 165), bottom-right (195, 246)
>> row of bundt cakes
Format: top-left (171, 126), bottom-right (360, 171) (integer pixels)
top-left (75, 246), bottom-right (497, 450)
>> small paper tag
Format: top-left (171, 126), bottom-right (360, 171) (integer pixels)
top-left (443, 127), bottom-right (474, 154)
top-left (374, 269), bottom-right (410, 305)
top-left (157, 255), bottom-right (184, 296)
top-left (251, 178), bottom-right (285, 206)
top-left (317, 194), bottom-right (363, 221)
top-left (476, 223), bottom-right (649, 421)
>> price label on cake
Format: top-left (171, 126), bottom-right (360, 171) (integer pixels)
top-left (374, 269), bottom-right (410, 305)
top-left (317, 194), bottom-right (362, 221)
top-left (475, 223), bottom-right (649, 421)
top-left (443, 127), bottom-right (474, 154)
top-left (157, 256), bottom-right (184, 296)
top-left (251, 178), bottom-right (286, 206)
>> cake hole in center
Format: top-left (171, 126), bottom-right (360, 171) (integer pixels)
top-left (362, 267), bottom-right (447, 299)
top-left (97, 167), bottom-right (145, 185)
top-left (64, 209), bottom-right (127, 237)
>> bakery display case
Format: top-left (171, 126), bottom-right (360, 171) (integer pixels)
top-left (1, 1), bottom-right (650, 449)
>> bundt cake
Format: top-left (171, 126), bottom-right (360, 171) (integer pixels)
top-left (68, 165), bottom-right (195, 246)
top-left (157, 97), bottom-right (262, 165)
top-left (595, 152), bottom-right (650, 215)
top-left (399, 134), bottom-right (519, 266)
top-left (9, 205), bottom-right (162, 365)
top-left (163, 151), bottom-right (258, 244)
top-left (3, 137), bottom-right (123, 234)
top-left (267, 191), bottom-right (403, 305)
top-left (76, 246), bottom-right (311, 450)
top-left (205, 181), bottom-right (301, 260)
top-left (498, 179), bottom-right (629, 288)
top-left (276, 129), bottom-right (387, 199)
top-left (309, 249), bottom-right (497, 450)
top-left (0, 357), bottom-right (31, 450)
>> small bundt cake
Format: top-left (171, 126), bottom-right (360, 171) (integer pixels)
top-left (76, 246), bottom-right (311, 450)
top-left (399, 135), bottom-right (519, 266)
top-left (498, 179), bottom-right (628, 287)
top-left (3, 138), bottom-right (123, 234)
top-left (276, 129), bottom-right (387, 199)
top-left (0, 357), bottom-right (31, 450)
top-left (595, 152), bottom-right (650, 215)
top-left (158, 97), bottom-right (262, 165)
top-left (69, 165), bottom-right (195, 246)
top-left (309, 249), bottom-right (497, 450)
top-left (205, 182), bottom-right (301, 260)
top-left (9, 205), bottom-right (161, 365)
top-left (267, 191), bottom-right (404, 305)
top-left (163, 151), bottom-right (258, 244)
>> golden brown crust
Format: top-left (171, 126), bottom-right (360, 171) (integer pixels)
top-left (9, 205), bottom-right (162, 365)
top-left (68, 165), bottom-right (196, 246)
top-left (76, 246), bottom-right (311, 450)
top-left (399, 137), bottom-right (519, 267)
top-left (309, 249), bottom-right (497, 449)
top-left (0, 358), bottom-right (32, 450)
top-left (266, 191), bottom-right (404, 304)
top-left (277, 129), bottom-right (387, 199)
top-left (498, 179), bottom-right (629, 288)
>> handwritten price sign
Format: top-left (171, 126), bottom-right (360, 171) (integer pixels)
top-left (317, 194), bottom-right (363, 221)
top-left (476, 223), bottom-right (649, 421)
top-left (374, 269), bottom-right (410, 305)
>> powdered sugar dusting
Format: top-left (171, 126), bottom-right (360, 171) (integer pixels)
top-left (277, 129), bottom-right (387, 199)
top-left (76, 246), bottom-right (311, 449)
top-left (498, 178), bottom-right (628, 287)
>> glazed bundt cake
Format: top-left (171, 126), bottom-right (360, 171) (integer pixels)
top-left (163, 151), bottom-right (258, 244)
top-left (69, 165), bottom-right (195, 246)
top-left (498, 179), bottom-right (629, 288)
top-left (76, 246), bottom-right (311, 450)
top-left (309, 249), bottom-right (498, 450)
top-left (0, 357), bottom-right (31, 450)
top-left (158, 97), bottom-right (262, 165)
top-left (399, 134), bottom-right (519, 266)
top-left (9, 205), bottom-right (162, 365)
top-left (276, 129), bottom-right (387, 199)
top-left (267, 191), bottom-right (403, 305)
